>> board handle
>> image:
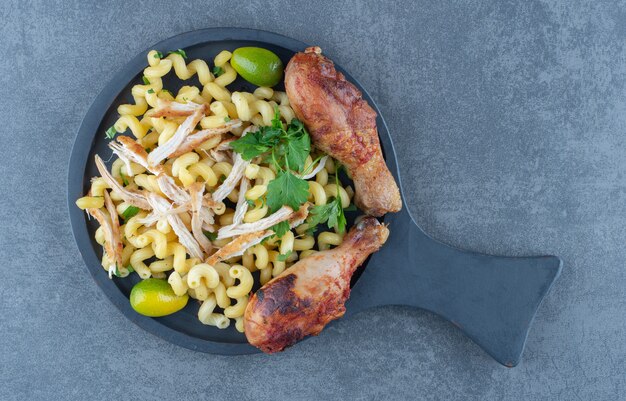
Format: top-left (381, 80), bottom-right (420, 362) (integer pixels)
top-left (346, 208), bottom-right (562, 367)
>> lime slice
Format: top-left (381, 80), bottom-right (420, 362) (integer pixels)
top-left (130, 278), bottom-right (188, 317)
top-left (231, 47), bottom-right (284, 87)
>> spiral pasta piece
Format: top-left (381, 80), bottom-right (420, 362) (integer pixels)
top-left (226, 265), bottom-right (254, 298)
top-left (136, 229), bottom-right (168, 259)
top-left (130, 246), bottom-right (155, 279)
top-left (198, 295), bottom-right (230, 328)
top-left (318, 232), bottom-right (344, 251)
top-left (166, 53), bottom-right (212, 84)
top-left (149, 256), bottom-right (173, 273)
top-left (76, 196), bottom-right (104, 210)
top-left (243, 200), bottom-right (268, 223)
top-left (187, 263), bottom-right (220, 289)
top-left (224, 296), bottom-right (248, 319)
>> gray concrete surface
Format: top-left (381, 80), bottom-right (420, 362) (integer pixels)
top-left (1, 0), bottom-right (625, 399)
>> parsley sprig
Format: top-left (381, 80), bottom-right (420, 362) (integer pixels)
top-left (306, 164), bottom-right (356, 234)
top-left (203, 230), bottom-right (217, 241)
top-left (231, 108), bottom-right (311, 215)
top-left (270, 221), bottom-right (290, 238)
top-left (213, 66), bottom-right (224, 77)
top-left (121, 206), bottom-right (140, 221)
top-left (105, 126), bottom-right (117, 140)
top-left (168, 49), bottom-right (187, 59)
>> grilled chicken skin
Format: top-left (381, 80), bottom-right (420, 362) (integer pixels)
top-left (285, 47), bottom-right (402, 216)
top-left (244, 217), bottom-right (389, 353)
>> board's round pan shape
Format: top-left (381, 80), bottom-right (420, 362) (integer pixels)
top-left (68, 28), bottom-right (562, 367)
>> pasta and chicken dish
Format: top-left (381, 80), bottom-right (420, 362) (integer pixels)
top-left (77, 46), bottom-right (401, 352)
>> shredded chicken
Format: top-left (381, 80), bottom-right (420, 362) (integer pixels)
top-left (148, 98), bottom-right (205, 118)
top-left (206, 125), bottom-right (252, 161)
top-left (189, 183), bottom-right (214, 253)
top-left (219, 178), bottom-right (250, 234)
top-left (169, 120), bottom-right (242, 158)
top-left (218, 205), bottom-right (296, 239)
top-left (103, 191), bottom-right (123, 270)
top-left (136, 212), bottom-right (161, 227)
top-left (146, 193), bottom-right (203, 259)
top-left (209, 149), bottom-right (232, 163)
top-left (202, 221), bottom-right (215, 232)
top-left (206, 231), bottom-right (268, 266)
top-left (110, 136), bottom-right (162, 175)
top-left (147, 107), bottom-right (205, 167)
top-left (156, 174), bottom-right (191, 205)
top-left (242, 125), bottom-right (259, 136)
top-left (112, 148), bottom-right (133, 178)
top-left (211, 152), bottom-right (249, 203)
top-left (87, 208), bottom-right (117, 268)
top-left (137, 203), bottom-right (191, 227)
top-left (300, 156), bottom-right (328, 180)
top-left (86, 190), bottom-right (123, 275)
top-left (206, 204), bottom-right (309, 265)
top-left (215, 137), bottom-right (235, 151)
top-left (202, 194), bottom-right (225, 210)
top-left (94, 155), bottom-right (150, 210)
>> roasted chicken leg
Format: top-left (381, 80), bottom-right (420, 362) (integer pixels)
top-left (285, 47), bottom-right (402, 216)
top-left (244, 217), bottom-right (389, 353)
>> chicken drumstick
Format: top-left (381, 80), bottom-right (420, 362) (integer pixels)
top-left (244, 217), bottom-right (389, 353)
top-left (285, 46), bottom-right (402, 216)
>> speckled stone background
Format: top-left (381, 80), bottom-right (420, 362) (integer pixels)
top-left (1, 0), bottom-right (625, 399)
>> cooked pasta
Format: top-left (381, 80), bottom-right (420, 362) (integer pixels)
top-left (76, 48), bottom-right (359, 330)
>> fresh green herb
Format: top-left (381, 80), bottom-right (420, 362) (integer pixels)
top-left (231, 108), bottom-right (310, 171)
top-left (168, 49), bottom-right (187, 59)
top-left (307, 200), bottom-right (341, 233)
top-left (260, 235), bottom-right (272, 244)
top-left (306, 165), bottom-right (348, 233)
top-left (277, 250), bottom-right (292, 262)
top-left (218, 175), bottom-right (226, 184)
top-left (120, 172), bottom-right (129, 186)
top-left (105, 126), bottom-right (117, 140)
top-left (203, 230), bottom-right (218, 241)
top-left (266, 170), bottom-right (310, 212)
top-left (147, 88), bottom-right (155, 94)
top-left (161, 89), bottom-right (172, 95)
top-left (332, 164), bottom-right (348, 232)
top-left (230, 108), bottom-right (312, 213)
top-left (213, 66), bottom-right (224, 76)
top-left (271, 107), bottom-right (283, 129)
top-left (246, 199), bottom-right (256, 207)
top-left (224, 116), bottom-right (231, 122)
top-left (121, 206), bottom-right (140, 221)
top-left (230, 126), bottom-right (282, 160)
top-left (154, 51), bottom-right (164, 59)
top-left (284, 126), bottom-right (311, 172)
top-left (142, 76), bottom-right (150, 85)
top-left (271, 221), bottom-right (290, 238)
top-left (126, 265), bottom-right (135, 273)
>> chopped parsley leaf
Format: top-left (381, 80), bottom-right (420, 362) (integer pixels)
top-left (168, 49), bottom-right (187, 59)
